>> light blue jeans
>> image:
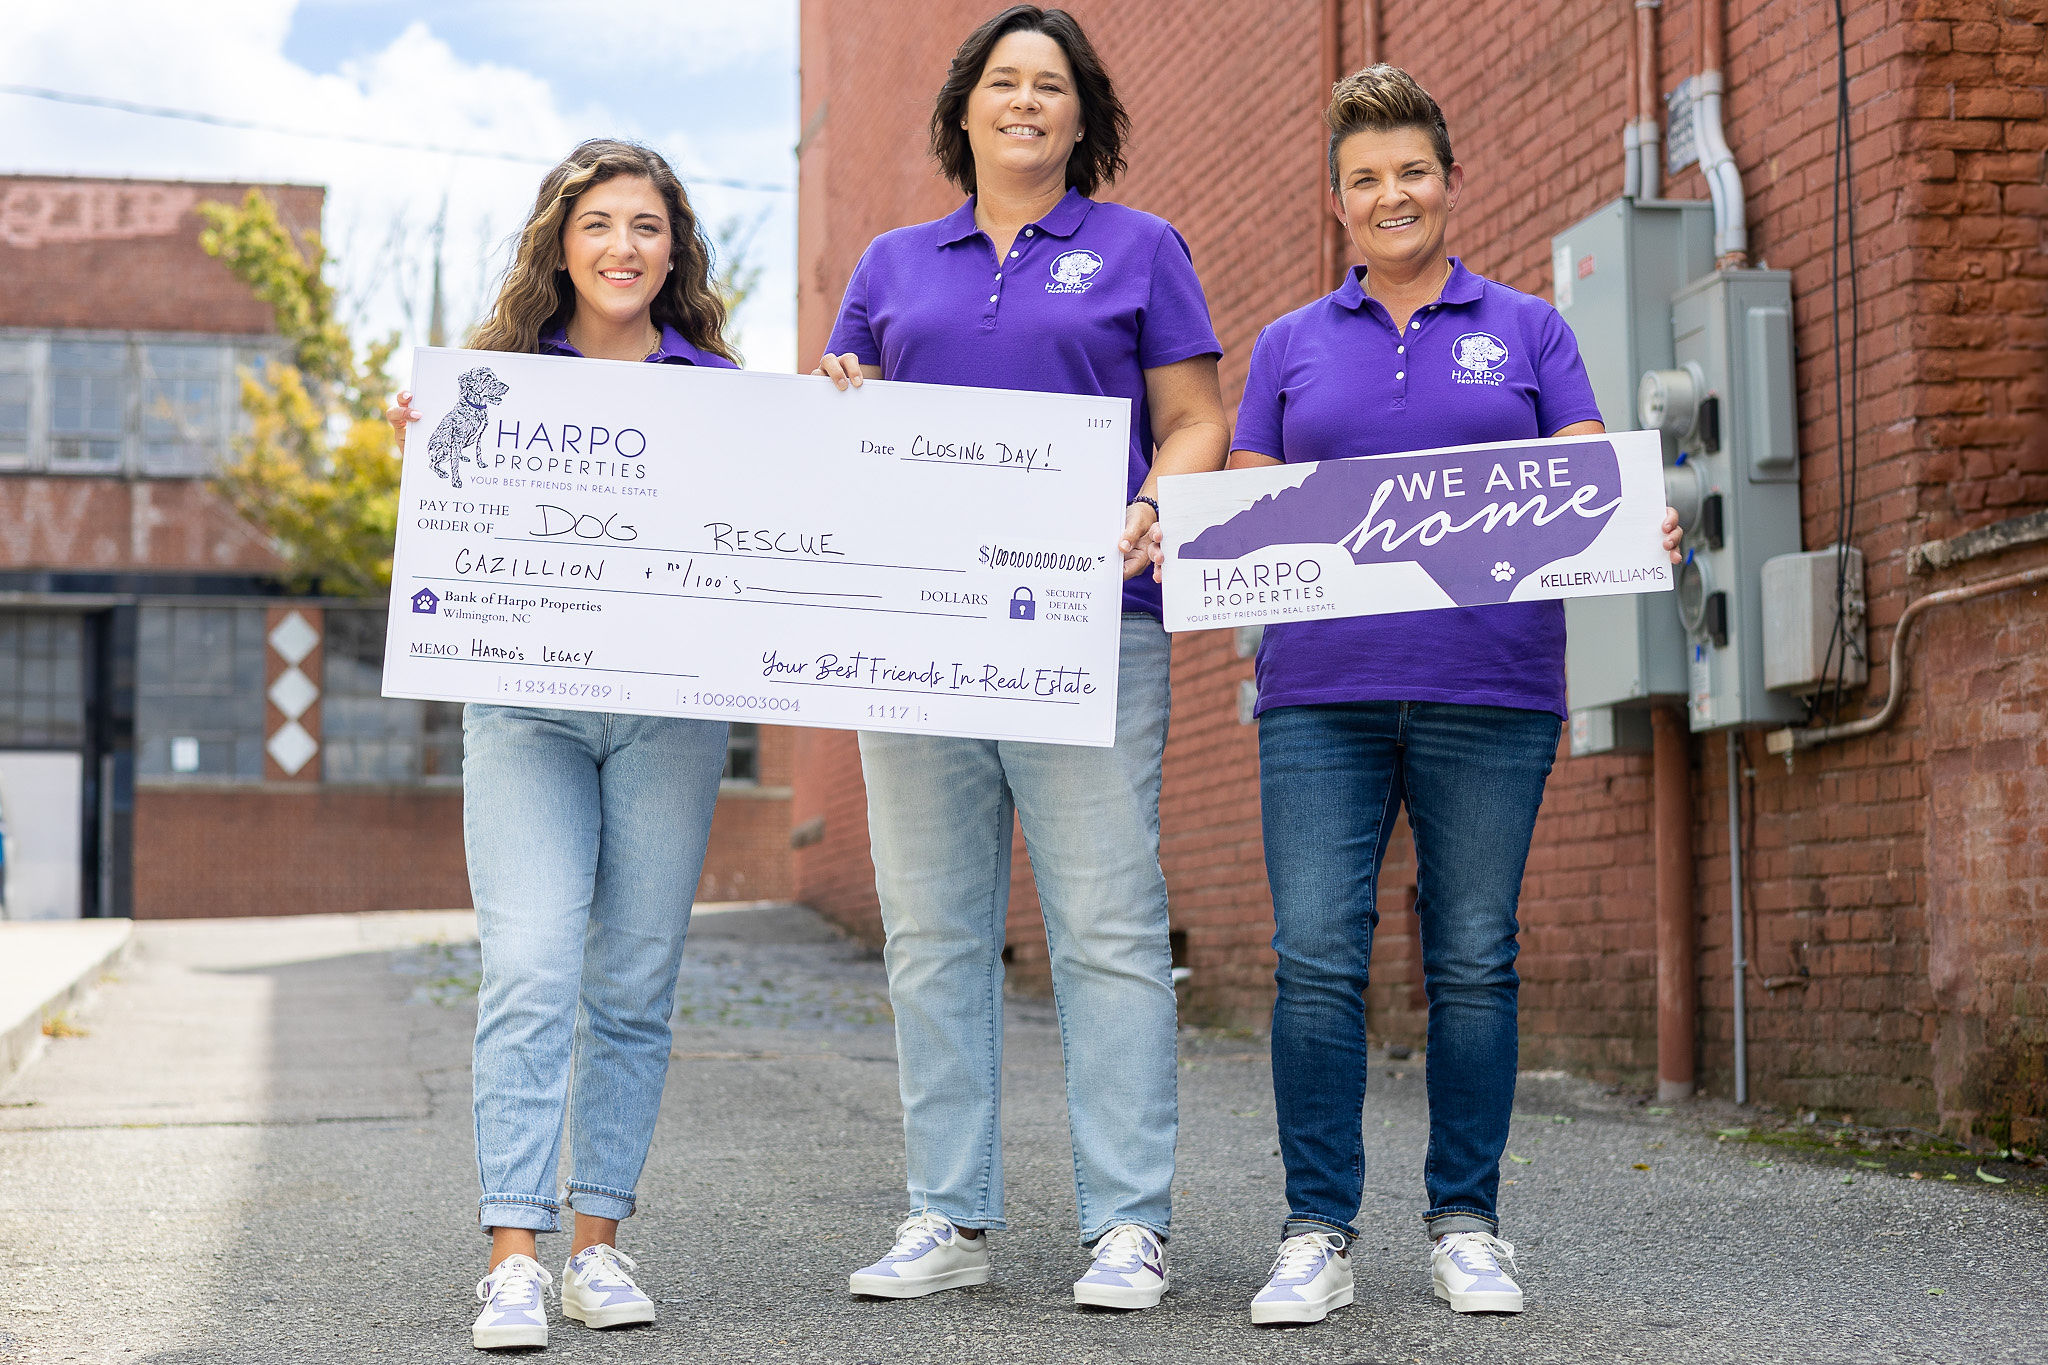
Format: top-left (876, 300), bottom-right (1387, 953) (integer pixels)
top-left (463, 704), bottom-right (729, 1233)
top-left (857, 613), bottom-right (1178, 1245)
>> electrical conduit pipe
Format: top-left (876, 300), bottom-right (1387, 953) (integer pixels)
top-left (1623, 11), bottom-right (1643, 198)
top-left (1767, 563), bottom-right (2048, 752)
top-left (1636, 0), bottom-right (1663, 199)
top-left (1695, 0), bottom-right (1747, 264)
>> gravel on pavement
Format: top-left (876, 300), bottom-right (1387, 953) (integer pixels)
top-left (0, 904), bottom-right (2041, 1365)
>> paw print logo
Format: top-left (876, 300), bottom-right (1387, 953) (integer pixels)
top-left (1491, 561), bottom-right (1516, 583)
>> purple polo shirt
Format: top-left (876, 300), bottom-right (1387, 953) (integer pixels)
top-left (1234, 259), bottom-right (1601, 718)
top-left (539, 323), bottom-right (738, 369)
top-left (827, 188), bottom-right (1222, 617)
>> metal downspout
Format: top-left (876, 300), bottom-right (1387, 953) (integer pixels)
top-left (1319, 0), bottom-right (1345, 293)
top-left (1654, 706), bottom-right (1696, 1101)
top-left (1727, 730), bottom-right (1748, 1105)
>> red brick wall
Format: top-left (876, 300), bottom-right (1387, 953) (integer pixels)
top-left (0, 177), bottom-right (324, 333)
top-left (796, 0), bottom-right (2048, 1131)
top-left (701, 725), bottom-right (797, 903)
top-left (133, 727), bottom-right (797, 917)
top-left (133, 785), bottom-right (472, 918)
top-left (1922, 574), bottom-right (2048, 1146)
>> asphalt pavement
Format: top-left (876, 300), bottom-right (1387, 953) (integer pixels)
top-left (0, 904), bottom-right (2042, 1365)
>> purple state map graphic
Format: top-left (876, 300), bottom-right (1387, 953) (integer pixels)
top-left (1180, 438), bottom-right (1625, 607)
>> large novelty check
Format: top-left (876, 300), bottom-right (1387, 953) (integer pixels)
top-left (381, 348), bottom-right (1129, 745)
top-left (1159, 430), bottom-right (1671, 632)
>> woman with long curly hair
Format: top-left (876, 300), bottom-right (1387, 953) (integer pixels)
top-left (388, 138), bottom-right (736, 1352)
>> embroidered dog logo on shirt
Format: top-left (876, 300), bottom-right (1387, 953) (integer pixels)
top-left (427, 366), bottom-right (510, 488)
top-left (1047, 249), bottom-right (1104, 294)
top-left (1451, 332), bottom-right (1509, 386)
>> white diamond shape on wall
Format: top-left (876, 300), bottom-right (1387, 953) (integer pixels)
top-left (269, 610), bottom-right (319, 665)
top-left (267, 665), bottom-right (319, 721)
top-left (266, 720), bottom-right (319, 776)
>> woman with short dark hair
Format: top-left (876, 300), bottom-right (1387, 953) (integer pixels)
top-left (1225, 67), bottom-right (1683, 1325)
top-left (818, 4), bottom-right (1228, 1312)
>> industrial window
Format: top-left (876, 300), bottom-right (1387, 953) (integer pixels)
top-left (135, 605), bottom-right (267, 780)
top-left (48, 340), bottom-right (127, 470)
top-left (0, 613), bottom-right (86, 749)
top-left (321, 610), bottom-right (463, 784)
top-left (723, 722), bottom-right (759, 784)
top-left (139, 343), bottom-right (228, 476)
top-left (0, 342), bottom-right (31, 465)
top-left (0, 332), bottom-right (274, 474)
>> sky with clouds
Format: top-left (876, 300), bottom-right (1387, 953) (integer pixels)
top-left (1, 0), bottom-right (798, 375)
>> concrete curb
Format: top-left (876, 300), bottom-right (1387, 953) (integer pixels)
top-left (0, 919), bottom-right (134, 1093)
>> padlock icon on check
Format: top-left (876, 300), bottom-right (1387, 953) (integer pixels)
top-left (1009, 587), bottom-right (1036, 621)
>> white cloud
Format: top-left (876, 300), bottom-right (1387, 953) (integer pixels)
top-left (489, 0), bottom-right (793, 78)
top-left (0, 0), bottom-right (796, 374)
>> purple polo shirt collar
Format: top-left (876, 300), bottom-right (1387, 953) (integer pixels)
top-left (934, 186), bottom-right (1094, 247)
top-left (539, 323), bottom-right (729, 367)
top-left (1333, 257), bottom-right (1486, 316)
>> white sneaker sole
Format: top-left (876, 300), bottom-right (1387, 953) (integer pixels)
top-left (473, 1321), bottom-right (548, 1350)
top-left (562, 1296), bottom-right (656, 1329)
top-left (848, 1263), bottom-right (991, 1299)
top-left (1248, 1282), bottom-right (1353, 1325)
top-left (1074, 1274), bottom-right (1168, 1310)
top-left (1434, 1280), bottom-right (1524, 1313)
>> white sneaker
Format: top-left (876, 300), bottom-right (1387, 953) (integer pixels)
top-left (561, 1244), bottom-right (656, 1330)
top-left (1073, 1224), bottom-right (1168, 1310)
top-left (1248, 1230), bottom-right (1353, 1325)
top-left (848, 1211), bottom-right (991, 1298)
top-left (1431, 1231), bottom-right (1524, 1313)
top-left (473, 1254), bottom-right (552, 1350)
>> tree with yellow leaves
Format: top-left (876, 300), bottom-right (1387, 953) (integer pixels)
top-left (203, 188), bottom-right (761, 595)
top-left (200, 189), bottom-right (401, 596)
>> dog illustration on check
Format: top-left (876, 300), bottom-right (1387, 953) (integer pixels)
top-left (427, 367), bottom-right (510, 489)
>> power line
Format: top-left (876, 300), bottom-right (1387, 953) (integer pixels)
top-left (0, 82), bottom-right (794, 194)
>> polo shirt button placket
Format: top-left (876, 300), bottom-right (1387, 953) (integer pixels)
top-left (984, 234), bottom-right (1003, 322)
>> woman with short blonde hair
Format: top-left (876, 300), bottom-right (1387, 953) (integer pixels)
top-left (1230, 67), bottom-right (1682, 1326)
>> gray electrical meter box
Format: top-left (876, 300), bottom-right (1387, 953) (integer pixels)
top-left (1657, 269), bottom-right (1807, 731)
top-left (1552, 199), bottom-right (1712, 725)
top-left (1762, 546), bottom-right (1867, 693)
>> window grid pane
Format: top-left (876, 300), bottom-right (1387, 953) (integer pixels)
top-left (135, 605), bottom-right (267, 780)
top-left (723, 722), bottom-right (760, 784)
top-left (49, 341), bottom-right (126, 468)
top-left (321, 610), bottom-right (463, 785)
top-left (0, 613), bottom-right (87, 748)
top-left (0, 342), bottom-right (30, 458)
top-left (140, 344), bottom-right (226, 476)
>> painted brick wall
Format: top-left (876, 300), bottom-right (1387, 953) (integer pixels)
top-left (0, 177), bottom-right (324, 334)
top-left (795, 0), bottom-right (2048, 1132)
top-left (0, 477), bottom-right (285, 574)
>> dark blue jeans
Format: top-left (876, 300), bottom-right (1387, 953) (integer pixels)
top-left (1259, 700), bottom-right (1561, 1240)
